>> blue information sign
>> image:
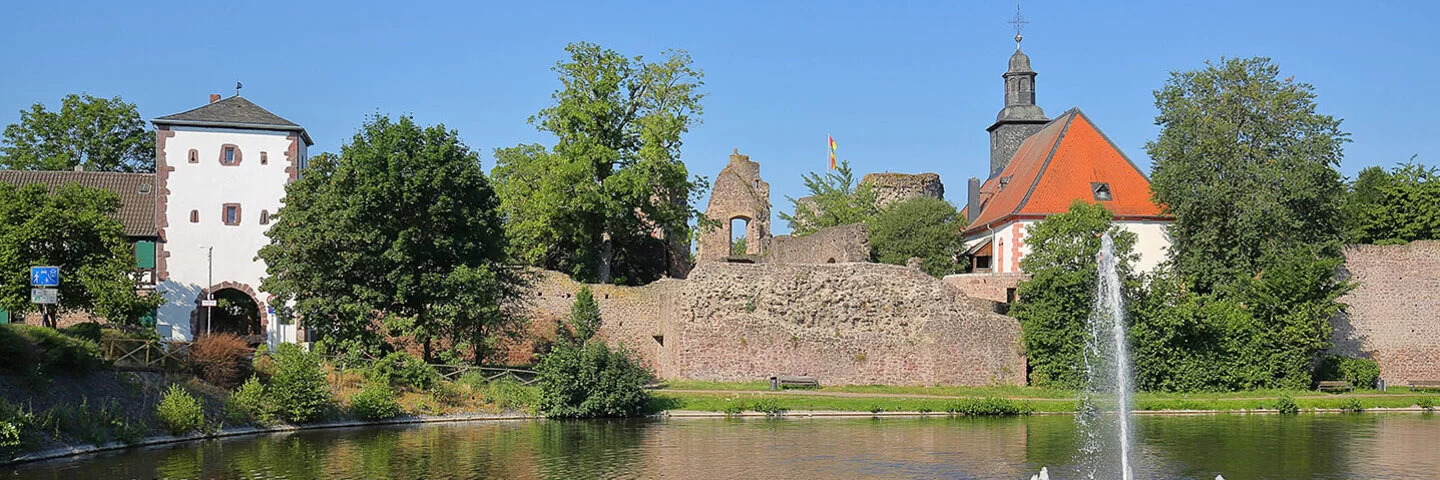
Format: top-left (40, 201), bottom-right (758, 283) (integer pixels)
top-left (30, 266), bottom-right (59, 287)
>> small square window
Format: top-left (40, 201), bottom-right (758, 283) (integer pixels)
top-left (224, 147), bottom-right (236, 164)
top-left (222, 204), bottom-right (241, 226)
top-left (260, 152), bottom-right (268, 165)
top-left (1092, 182), bottom-right (1113, 201)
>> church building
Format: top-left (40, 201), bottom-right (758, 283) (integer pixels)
top-left (151, 94), bottom-right (311, 346)
top-left (957, 34), bottom-right (1172, 296)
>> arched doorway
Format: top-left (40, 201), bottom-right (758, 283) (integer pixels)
top-left (730, 217), bottom-right (751, 256)
top-left (202, 288), bottom-right (262, 336)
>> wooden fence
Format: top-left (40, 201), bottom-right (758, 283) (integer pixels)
top-left (101, 338), bottom-right (191, 371)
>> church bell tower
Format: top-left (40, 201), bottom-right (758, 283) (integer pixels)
top-left (986, 18), bottom-right (1049, 178)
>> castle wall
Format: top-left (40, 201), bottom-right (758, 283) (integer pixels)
top-left (1333, 241), bottom-right (1440, 385)
top-left (763, 223), bottom-right (871, 265)
top-left (943, 273), bottom-right (1025, 305)
top-left (519, 262), bottom-right (1026, 386)
top-left (862, 172), bottom-right (945, 209)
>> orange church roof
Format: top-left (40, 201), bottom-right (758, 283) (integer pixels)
top-left (962, 109), bottom-right (1167, 236)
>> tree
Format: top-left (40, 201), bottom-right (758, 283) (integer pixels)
top-left (0, 183), bottom-right (162, 327)
top-left (1146, 57), bottom-right (1349, 294)
top-left (779, 160), bottom-right (879, 236)
top-left (1010, 201), bottom-right (1138, 389)
top-left (866, 197), bottom-right (962, 276)
top-left (1346, 158), bottom-right (1440, 244)
top-left (730, 237), bottom-right (747, 257)
top-left (259, 115), bottom-right (528, 363)
top-left (1, 93), bottom-right (155, 172)
top-left (562, 286), bottom-right (602, 344)
top-left (536, 341), bottom-right (652, 418)
top-left (493, 42), bottom-right (707, 285)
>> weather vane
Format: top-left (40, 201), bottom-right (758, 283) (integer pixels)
top-left (1008, 4), bottom-right (1029, 46)
top-left (235, 81), bottom-right (243, 96)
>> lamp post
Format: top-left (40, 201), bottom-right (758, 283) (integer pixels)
top-left (200, 245), bottom-right (213, 336)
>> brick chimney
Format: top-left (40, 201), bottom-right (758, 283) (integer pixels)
top-left (209, 94), bottom-right (221, 104)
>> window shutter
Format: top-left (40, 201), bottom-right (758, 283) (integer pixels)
top-left (135, 241), bottom-right (156, 268)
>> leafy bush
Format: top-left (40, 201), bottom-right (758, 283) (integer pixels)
top-left (1, 324), bottom-right (103, 375)
top-left (1274, 395), bottom-right (1299, 415)
top-left (1314, 355), bottom-right (1380, 390)
top-left (270, 343), bottom-right (332, 423)
top-left (368, 351), bottom-right (440, 392)
top-left (867, 197), bottom-right (964, 277)
top-left (536, 342), bottom-right (652, 418)
top-left (350, 383), bottom-right (403, 420)
top-left (59, 322), bottom-right (103, 342)
top-left (189, 333), bottom-right (254, 389)
top-left (431, 382), bottom-right (465, 406)
top-left (252, 343), bottom-right (276, 378)
top-left (1338, 398), bottom-right (1364, 413)
top-left (565, 286), bottom-right (602, 344)
top-left (156, 384), bottom-right (204, 436)
top-left (945, 397), bottom-right (1034, 416)
top-left (752, 399), bottom-right (786, 416)
top-left (224, 377), bottom-right (275, 425)
top-left (1418, 397), bottom-right (1434, 411)
top-left (0, 399), bottom-right (33, 453)
top-left (720, 399), bottom-right (747, 416)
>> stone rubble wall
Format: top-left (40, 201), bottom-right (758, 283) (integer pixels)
top-left (1333, 241), bottom-right (1440, 385)
top-left (942, 273), bottom-right (1027, 304)
top-left (762, 223), bottom-right (872, 265)
top-left (862, 172), bottom-right (945, 209)
top-left (516, 262), bottom-right (1026, 386)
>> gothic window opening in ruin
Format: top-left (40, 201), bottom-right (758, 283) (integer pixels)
top-left (730, 217), bottom-right (750, 256)
top-left (1092, 182), bottom-right (1112, 201)
top-left (652, 335), bottom-right (664, 347)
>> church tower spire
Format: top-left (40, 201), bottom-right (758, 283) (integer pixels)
top-left (986, 6), bottom-right (1049, 177)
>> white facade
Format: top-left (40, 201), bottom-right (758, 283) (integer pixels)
top-left (155, 126), bottom-right (305, 346)
top-left (963, 219), bottom-right (1171, 274)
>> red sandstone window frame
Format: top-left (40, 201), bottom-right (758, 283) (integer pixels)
top-left (189, 210), bottom-right (199, 223)
top-left (260, 151), bottom-right (268, 165)
top-left (222, 203), bottom-right (242, 226)
top-left (187, 149), bottom-right (199, 164)
top-left (259, 209), bottom-right (269, 225)
top-left (219, 144), bottom-right (242, 166)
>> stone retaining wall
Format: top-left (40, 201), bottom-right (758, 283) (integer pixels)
top-left (1333, 241), bottom-right (1440, 385)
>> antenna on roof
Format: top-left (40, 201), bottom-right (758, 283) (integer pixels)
top-left (1008, 3), bottom-right (1029, 48)
top-left (235, 81), bottom-right (243, 96)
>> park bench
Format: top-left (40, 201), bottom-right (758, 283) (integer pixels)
top-left (1408, 380), bottom-right (1440, 392)
top-left (769, 375), bottom-right (819, 391)
top-left (1317, 380), bottom-right (1352, 392)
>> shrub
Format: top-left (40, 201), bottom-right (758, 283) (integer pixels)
top-left (1314, 356), bottom-right (1381, 390)
top-left (1339, 398), bottom-right (1364, 413)
top-left (1418, 397), bottom-right (1434, 411)
top-left (752, 398), bottom-right (786, 416)
top-left (2, 325), bottom-right (103, 375)
top-left (868, 405), bottom-right (884, 414)
top-left (536, 342), bottom-right (652, 418)
top-left (431, 382), bottom-right (465, 407)
top-left (368, 351), bottom-right (440, 392)
top-left (270, 343), bottom-right (332, 423)
top-left (189, 333), bottom-right (254, 389)
top-left (350, 383), bottom-right (403, 420)
top-left (945, 397), bottom-right (1034, 416)
top-left (224, 377), bottom-right (275, 425)
top-left (0, 399), bottom-right (33, 453)
top-left (720, 399), bottom-right (747, 416)
top-left (251, 343), bottom-right (276, 378)
top-left (59, 322), bottom-right (103, 342)
top-left (1274, 395), bottom-right (1299, 415)
top-left (156, 384), bottom-right (204, 436)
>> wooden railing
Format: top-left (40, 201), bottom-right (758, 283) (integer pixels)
top-left (323, 354), bottom-right (539, 385)
top-left (101, 338), bottom-right (191, 370)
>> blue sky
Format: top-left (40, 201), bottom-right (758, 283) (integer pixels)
top-left (2, 1), bottom-right (1436, 234)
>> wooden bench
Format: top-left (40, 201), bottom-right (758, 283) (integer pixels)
top-left (769, 375), bottom-right (819, 391)
top-left (1409, 380), bottom-right (1440, 392)
top-left (1317, 380), bottom-right (1352, 392)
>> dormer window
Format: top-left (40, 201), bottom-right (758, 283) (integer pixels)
top-left (998, 176), bottom-right (1012, 191)
top-left (1092, 182), bottom-right (1113, 201)
top-left (219, 144), bottom-right (242, 165)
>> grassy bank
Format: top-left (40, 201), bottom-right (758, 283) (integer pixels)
top-left (652, 382), bottom-right (1439, 414)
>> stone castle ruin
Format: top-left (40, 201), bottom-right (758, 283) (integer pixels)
top-left (512, 150), bottom-right (1025, 386)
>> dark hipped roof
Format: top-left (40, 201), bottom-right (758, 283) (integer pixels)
top-left (0, 170), bottom-right (158, 237)
top-left (962, 108), bottom-right (1168, 236)
top-left (153, 96), bottom-right (313, 146)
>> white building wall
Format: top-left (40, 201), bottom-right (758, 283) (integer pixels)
top-left (1114, 220), bottom-right (1171, 273)
top-left (156, 126), bottom-right (303, 343)
top-left (964, 219), bottom-right (1171, 275)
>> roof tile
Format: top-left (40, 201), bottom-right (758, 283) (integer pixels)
top-left (0, 170), bottom-right (158, 237)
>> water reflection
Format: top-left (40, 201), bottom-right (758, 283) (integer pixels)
top-left (6, 413), bottom-right (1438, 479)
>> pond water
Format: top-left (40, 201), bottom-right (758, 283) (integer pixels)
top-left (5, 413), bottom-right (1438, 479)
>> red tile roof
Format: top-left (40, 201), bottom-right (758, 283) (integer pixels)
top-left (963, 109), bottom-right (1167, 235)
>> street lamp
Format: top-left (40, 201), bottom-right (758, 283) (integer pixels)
top-left (200, 245), bottom-right (213, 336)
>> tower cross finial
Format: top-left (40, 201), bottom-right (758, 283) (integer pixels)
top-left (1008, 4), bottom-right (1029, 47)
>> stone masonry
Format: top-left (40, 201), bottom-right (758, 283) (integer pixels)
top-left (763, 223), bottom-right (872, 265)
top-left (861, 172), bottom-right (945, 209)
top-left (1332, 241), bottom-right (1440, 386)
top-left (519, 262), bottom-right (1026, 386)
top-left (697, 150), bottom-right (770, 262)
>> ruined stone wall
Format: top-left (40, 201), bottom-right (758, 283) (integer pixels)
top-left (1333, 241), bottom-right (1440, 385)
top-left (942, 273), bottom-right (1027, 305)
top-left (862, 172), bottom-right (945, 209)
top-left (697, 151), bottom-right (770, 262)
top-left (516, 262), bottom-right (1026, 386)
top-left (763, 223), bottom-right (871, 265)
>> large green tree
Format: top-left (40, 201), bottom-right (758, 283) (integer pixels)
top-left (1147, 57), bottom-right (1349, 293)
top-left (1010, 201), bottom-right (1138, 389)
top-left (493, 42), bottom-right (706, 285)
top-left (866, 197), bottom-right (962, 276)
top-left (0, 183), bottom-right (161, 327)
top-left (1345, 159), bottom-right (1440, 244)
top-left (779, 160), bottom-right (878, 236)
top-left (259, 115), bottom-right (528, 363)
top-left (1, 93), bottom-right (155, 172)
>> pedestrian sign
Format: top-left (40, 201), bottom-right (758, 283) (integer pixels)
top-left (30, 266), bottom-right (59, 287)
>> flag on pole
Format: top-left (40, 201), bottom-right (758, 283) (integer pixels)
top-left (828, 134), bottom-right (837, 169)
